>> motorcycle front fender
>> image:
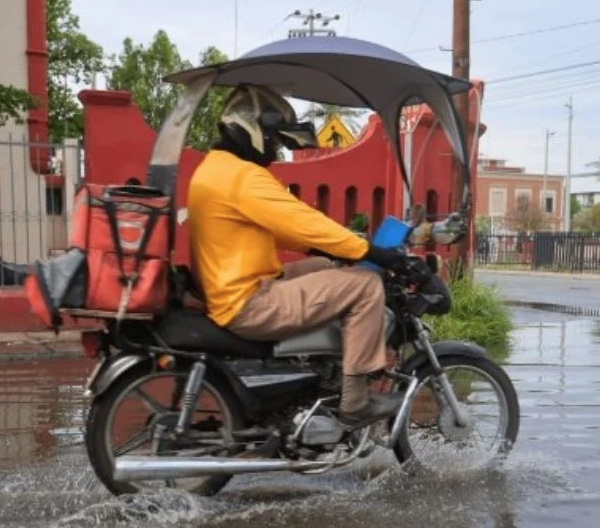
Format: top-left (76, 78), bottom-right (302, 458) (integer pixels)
top-left (399, 340), bottom-right (488, 376)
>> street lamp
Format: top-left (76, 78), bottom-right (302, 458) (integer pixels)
top-left (542, 129), bottom-right (555, 215)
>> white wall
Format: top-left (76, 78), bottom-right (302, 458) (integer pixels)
top-left (0, 0), bottom-right (48, 263)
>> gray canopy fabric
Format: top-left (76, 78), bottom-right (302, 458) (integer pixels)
top-left (150, 36), bottom-right (472, 208)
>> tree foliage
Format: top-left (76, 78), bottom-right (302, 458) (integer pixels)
top-left (108, 34), bottom-right (229, 150)
top-left (46, 0), bottom-right (104, 142)
top-left (506, 195), bottom-right (549, 233)
top-left (572, 203), bottom-right (600, 233)
top-left (570, 195), bottom-right (582, 219)
top-left (188, 47), bottom-right (231, 150)
top-left (0, 85), bottom-right (39, 127)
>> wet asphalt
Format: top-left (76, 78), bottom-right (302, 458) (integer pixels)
top-left (0, 270), bottom-right (598, 528)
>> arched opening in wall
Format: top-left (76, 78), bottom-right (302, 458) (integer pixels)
top-left (289, 184), bottom-right (301, 198)
top-left (316, 185), bottom-right (330, 214)
top-left (372, 187), bottom-right (385, 233)
top-left (426, 189), bottom-right (439, 221)
top-left (344, 186), bottom-right (357, 226)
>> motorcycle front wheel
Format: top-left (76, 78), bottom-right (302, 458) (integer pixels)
top-left (85, 362), bottom-right (244, 496)
top-left (394, 354), bottom-right (520, 472)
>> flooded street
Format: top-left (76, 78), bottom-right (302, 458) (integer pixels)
top-left (0, 306), bottom-right (599, 527)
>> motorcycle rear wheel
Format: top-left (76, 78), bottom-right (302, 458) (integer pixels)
top-left (393, 354), bottom-right (520, 472)
top-left (85, 362), bottom-right (244, 496)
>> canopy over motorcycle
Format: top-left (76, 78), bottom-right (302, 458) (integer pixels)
top-left (147, 35), bottom-right (472, 217)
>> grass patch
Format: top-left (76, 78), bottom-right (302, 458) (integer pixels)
top-left (424, 276), bottom-right (513, 355)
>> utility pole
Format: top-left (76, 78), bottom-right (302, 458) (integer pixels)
top-left (450, 0), bottom-right (471, 274)
top-left (287, 9), bottom-right (341, 38)
top-left (565, 97), bottom-right (573, 231)
top-left (543, 129), bottom-right (555, 215)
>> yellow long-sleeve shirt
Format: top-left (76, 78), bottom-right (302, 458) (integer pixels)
top-left (187, 150), bottom-right (369, 326)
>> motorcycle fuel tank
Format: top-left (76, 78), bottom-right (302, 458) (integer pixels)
top-left (273, 307), bottom-right (396, 358)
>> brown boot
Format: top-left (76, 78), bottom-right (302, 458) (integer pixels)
top-left (338, 375), bottom-right (403, 430)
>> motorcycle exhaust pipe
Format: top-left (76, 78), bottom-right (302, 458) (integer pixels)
top-left (114, 455), bottom-right (336, 481)
top-left (114, 428), bottom-right (372, 482)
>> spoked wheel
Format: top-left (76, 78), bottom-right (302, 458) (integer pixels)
top-left (394, 354), bottom-right (520, 472)
top-left (85, 363), bottom-right (244, 496)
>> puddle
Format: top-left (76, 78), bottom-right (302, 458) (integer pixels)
top-left (0, 309), bottom-right (598, 527)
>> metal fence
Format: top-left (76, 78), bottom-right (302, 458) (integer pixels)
top-left (475, 232), bottom-right (600, 272)
top-left (0, 134), bottom-right (83, 285)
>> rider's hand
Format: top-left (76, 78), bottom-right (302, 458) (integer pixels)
top-left (362, 244), bottom-right (409, 272)
top-left (404, 257), bottom-right (433, 285)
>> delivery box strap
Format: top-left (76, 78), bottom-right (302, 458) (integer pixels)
top-left (116, 278), bottom-right (134, 322)
top-left (102, 198), bottom-right (161, 282)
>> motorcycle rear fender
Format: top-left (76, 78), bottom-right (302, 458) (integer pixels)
top-left (89, 352), bottom-right (257, 417)
top-left (400, 340), bottom-right (487, 376)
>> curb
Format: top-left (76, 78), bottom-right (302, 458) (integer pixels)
top-left (0, 329), bottom-right (83, 362)
top-left (474, 268), bottom-right (600, 280)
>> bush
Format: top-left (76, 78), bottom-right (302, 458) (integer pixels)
top-left (424, 276), bottom-right (513, 352)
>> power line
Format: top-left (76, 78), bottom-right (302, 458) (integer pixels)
top-left (403, 0), bottom-right (431, 49)
top-left (490, 38), bottom-right (600, 74)
top-left (407, 16), bottom-right (600, 54)
top-left (475, 17), bottom-right (600, 44)
top-left (486, 71), bottom-right (600, 101)
top-left (484, 81), bottom-right (600, 109)
top-left (486, 60), bottom-right (600, 84)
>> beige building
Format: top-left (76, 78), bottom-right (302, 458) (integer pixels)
top-left (476, 158), bottom-right (566, 233)
top-left (0, 0), bottom-right (77, 266)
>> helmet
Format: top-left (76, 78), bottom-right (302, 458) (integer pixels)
top-left (218, 84), bottom-right (317, 165)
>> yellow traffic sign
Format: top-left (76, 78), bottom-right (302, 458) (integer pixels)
top-left (317, 115), bottom-right (356, 148)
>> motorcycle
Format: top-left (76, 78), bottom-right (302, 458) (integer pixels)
top-left (77, 36), bottom-right (519, 496)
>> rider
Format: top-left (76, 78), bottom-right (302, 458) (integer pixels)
top-left (187, 83), bottom-right (410, 428)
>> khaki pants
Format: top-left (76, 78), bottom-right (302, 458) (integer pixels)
top-left (227, 257), bottom-right (388, 375)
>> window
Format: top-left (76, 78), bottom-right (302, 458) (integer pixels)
top-left (344, 186), bottom-right (357, 226)
top-left (46, 188), bottom-right (63, 215)
top-left (538, 190), bottom-right (556, 213)
top-left (515, 194), bottom-right (531, 214)
top-left (489, 187), bottom-right (507, 216)
top-left (372, 187), bottom-right (385, 232)
top-left (288, 184), bottom-right (301, 198)
top-left (426, 189), bottom-right (438, 221)
top-left (515, 187), bottom-right (532, 206)
top-left (316, 185), bottom-right (330, 214)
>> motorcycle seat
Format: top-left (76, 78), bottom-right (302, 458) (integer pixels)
top-left (156, 309), bottom-right (272, 359)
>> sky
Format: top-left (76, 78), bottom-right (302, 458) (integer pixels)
top-left (71, 0), bottom-right (600, 176)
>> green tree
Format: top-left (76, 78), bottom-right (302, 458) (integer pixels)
top-left (46, 0), bottom-right (104, 142)
top-left (474, 215), bottom-right (492, 235)
top-left (108, 33), bottom-right (229, 150)
top-left (507, 195), bottom-right (549, 233)
top-left (570, 195), bottom-right (582, 219)
top-left (572, 203), bottom-right (600, 232)
top-left (108, 30), bottom-right (192, 131)
top-left (188, 46), bottom-right (231, 150)
top-left (0, 84), bottom-right (39, 126)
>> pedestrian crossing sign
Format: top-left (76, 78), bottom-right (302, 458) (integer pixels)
top-left (316, 115), bottom-right (356, 149)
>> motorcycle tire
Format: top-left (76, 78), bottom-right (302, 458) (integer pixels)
top-left (85, 362), bottom-right (244, 497)
top-left (393, 353), bottom-right (520, 470)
